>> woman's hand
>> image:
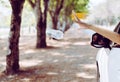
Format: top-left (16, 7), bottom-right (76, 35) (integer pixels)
top-left (72, 10), bottom-right (92, 29)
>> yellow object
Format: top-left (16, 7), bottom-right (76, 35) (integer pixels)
top-left (71, 13), bottom-right (86, 20)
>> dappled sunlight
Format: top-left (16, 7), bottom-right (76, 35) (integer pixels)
top-left (60, 42), bottom-right (71, 46)
top-left (76, 72), bottom-right (95, 79)
top-left (0, 32), bottom-right (98, 82)
top-left (52, 59), bottom-right (59, 63)
top-left (21, 78), bottom-right (31, 82)
top-left (24, 49), bottom-right (36, 54)
top-left (47, 72), bottom-right (58, 75)
top-left (89, 57), bottom-right (95, 60)
top-left (63, 46), bottom-right (71, 49)
top-left (19, 43), bottom-right (28, 47)
top-left (49, 52), bottom-right (65, 56)
top-left (19, 45), bottom-right (35, 50)
top-left (20, 60), bottom-right (43, 67)
top-left (82, 64), bottom-right (96, 69)
top-left (3, 47), bottom-right (7, 51)
top-left (0, 62), bottom-right (6, 72)
top-left (72, 41), bottom-right (90, 46)
top-left (1, 62), bottom-right (6, 66)
top-left (49, 41), bottom-right (71, 47)
top-left (65, 55), bottom-right (84, 58)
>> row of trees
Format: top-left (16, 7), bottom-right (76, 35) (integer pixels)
top-left (2, 0), bottom-right (89, 75)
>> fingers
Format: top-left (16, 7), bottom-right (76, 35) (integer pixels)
top-left (72, 10), bottom-right (81, 22)
top-left (72, 10), bottom-right (90, 29)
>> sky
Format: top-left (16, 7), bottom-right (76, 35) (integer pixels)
top-left (90, 0), bottom-right (107, 6)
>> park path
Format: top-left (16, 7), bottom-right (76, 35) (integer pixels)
top-left (0, 27), bottom-right (99, 82)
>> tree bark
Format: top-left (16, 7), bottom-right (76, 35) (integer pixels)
top-left (5, 0), bottom-right (25, 75)
top-left (52, 15), bottom-right (58, 30)
top-left (28, 0), bottom-right (49, 48)
top-left (35, 0), bottom-right (49, 48)
top-left (49, 0), bottom-right (64, 30)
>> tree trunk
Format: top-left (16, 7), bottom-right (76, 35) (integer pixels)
top-left (5, 0), bottom-right (25, 75)
top-left (36, 14), bottom-right (47, 48)
top-left (49, 0), bottom-right (64, 30)
top-left (28, 0), bottom-right (49, 48)
top-left (36, 0), bottom-right (49, 48)
top-left (52, 15), bottom-right (58, 30)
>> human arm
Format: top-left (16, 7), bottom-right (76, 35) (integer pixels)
top-left (76, 20), bottom-right (120, 45)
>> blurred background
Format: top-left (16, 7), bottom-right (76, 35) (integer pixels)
top-left (1, 0), bottom-right (120, 81)
top-left (0, 0), bottom-right (120, 38)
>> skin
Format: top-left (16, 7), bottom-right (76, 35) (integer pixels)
top-left (75, 20), bottom-right (120, 45)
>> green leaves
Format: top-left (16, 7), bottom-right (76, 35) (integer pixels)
top-left (73, 0), bottom-right (89, 13)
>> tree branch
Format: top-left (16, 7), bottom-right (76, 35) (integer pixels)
top-left (48, 9), bottom-right (54, 17)
top-left (56, 0), bottom-right (64, 14)
top-left (27, 0), bottom-right (35, 9)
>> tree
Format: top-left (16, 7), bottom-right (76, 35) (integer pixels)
top-left (28, 0), bottom-right (49, 48)
top-left (5, 0), bottom-right (25, 75)
top-left (48, 0), bottom-right (89, 31)
top-left (63, 0), bottom-right (89, 31)
top-left (73, 0), bottom-right (89, 13)
top-left (48, 0), bottom-right (64, 30)
top-left (59, 0), bottom-right (75, 32)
